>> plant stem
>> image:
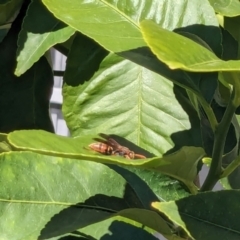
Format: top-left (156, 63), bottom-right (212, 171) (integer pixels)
top-left (220, 155), bottom-right (240, 178)
top-left (200, 90), bottom-right (237, 191)
top-left (198, 98), bottom-right (218, 132)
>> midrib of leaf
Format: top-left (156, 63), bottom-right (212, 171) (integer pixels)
top-left (136, 68), bottom-right (143, 145)
top-left (100, 0), bottom-right (140, 30)
top-left (179, 212), bottom-right (240, 234)
top-left (164, 204), bottom-right (240, 234)
top-left (0, 199), bottom-right (116, 212)
top-left (0, 198), bottom-right (73, 205)
top-left (189, 59), bottom-right (222, 67)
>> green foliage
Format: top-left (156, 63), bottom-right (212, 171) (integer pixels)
top-left (152, 190), bottom-right (240, 240)
top-left (1, 0), bottom-right (240, 239)
top-left (140, 20), bottom-right (240, 72)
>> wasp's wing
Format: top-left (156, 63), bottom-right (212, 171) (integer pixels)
top-left (93, 137), bottom-right (119, 148)
top-left (99, 133), bottom-right (110, 139)
top-left (93, 137), bottom-right (108, 144)
top-left (98, 133), bottom-right (121, 148)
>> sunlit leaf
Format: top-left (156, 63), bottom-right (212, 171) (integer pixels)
top-left (140, 20), bottom-right (240, 72)
top-left (0, 133), bottom-right (11, 152)
top-left (63, 53), bottom-right (201, 156)
top-left (208, 0), bottom-right (240, 17)
top-left (15, 0), bottom-right (75, 76)
top-left (8, 129), bottom-right (204, 193)
top-left (42, 0), bottom-right (219, 52)
top-left (0, 151), bottom-right (149, 239)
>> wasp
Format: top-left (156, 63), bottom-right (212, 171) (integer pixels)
top-left (89, 133), bottom-right (146, 159)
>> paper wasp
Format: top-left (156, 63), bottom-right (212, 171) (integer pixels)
top-left (89, 133), bottom-right (146, 159)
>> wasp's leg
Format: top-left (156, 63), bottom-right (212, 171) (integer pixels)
top-left (134, 154), bottom-right (146, 159)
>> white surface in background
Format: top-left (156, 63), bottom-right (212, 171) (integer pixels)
top-left (56, 119), bottom-right (69, 136)
top-left (51, 48), bottom-right (66, 87)
top-left (50, 49), bottom-right (69, 136)
top-left (50, 87), bottom-right (63, 105)
top-left (51, 112), bottom-right (58, 132)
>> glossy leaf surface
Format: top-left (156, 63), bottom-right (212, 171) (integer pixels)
top-left (209, 0), bottom-right (240, 17)
top-left (42, 0), bottom-right (218, 52)
top-left (42, 0), bottom-right (220, 106)
top-left (63, 53), bottom-right (201, 156)
top-left (0, 151), bottom-right (160, 239)
top-left (140, 20), bottom-right (240, 72)
top-left (15, 0), bottom-right (75, 76)
top-left (152, 190), bottom-right (240, 240)
top-left (8, 129), bottom-right (204, 193)
top-left (8, 130), bottom-right (203, 175)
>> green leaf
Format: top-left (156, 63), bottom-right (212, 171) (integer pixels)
top-left (221, 26), bottom-right (238, 62)
top-left (121, 167), bottom-right (191, 202)
top-left (221, 72), bottom-right (240, 107)
top-left (7, 129), bottom-right (198, 164)
top-left (0, 24), bottom-right (9, 43)
top-left (48, 219), bottom-right (185, 240)
top-left (151, 148), bottom-right (204, 193)
top-left (50, 209), bottom-right (175, 240)
top-left (43, 0), bottom-right (219, 122)
top-left (9, 131), bottom-right (192, 204)
top-left (224, 16), bottom-right (240, 46)
top-left (78, 218), bottom-right (159, 240)
top-left (11, 135), bottom-right (193, 203)
top-left (15, 0), bottom-right (75, 76)
top-left (42, 0), bottom-right (146, 52)
top-left (117, 207), bottom-right (174, 235)
top-left (8, 130), bottom-right (204, 193)
top-left (140, 20), bottom-right (240, 72)
top-left (208, 0), bottom-right (240, 17)
top-left (0, 151), bottom-right (148, 239)
top-left (7, 129), bottom-right (162, 164)
top-left (53, 34), bottom-right (75, 56)
top-left (119, 49), bottom-right (219, 135)
top-left (152, 190), bottom-right (240, 240)
top-left (64, 32), bottom-right (108, 86)
top-left (63, 53), bottom-right (201, 155)
top-left (0, 142), bottom-right (11, 152)
top-left (0, 133), bottom-right (7, 141)
top-left (0, 133), bottom-right (11, 152)
top-left (118, 147), bottom-right (204, 194)
top-left (0, 7), bottom-right (54, 133)
top-left (42, 0), bottom-right (218, 52)
top-left (220, 177), bottom-right (232, 189)
top-left (0, 57), bottom-right (54, 133)
top-left (0, 0), bottom-right (23, 25)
